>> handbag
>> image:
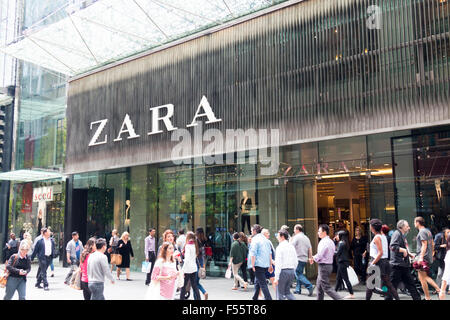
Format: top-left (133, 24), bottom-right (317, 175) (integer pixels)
top-left (204, 246), bottom-right (213, 257)
top-left (176, 264), bottom-right (184, 288)
top-left (345, 266), bottom-right (359, 287)
top-left (70, 267), bottom-right (82, 290)
top-left (0, 254), bottom-right (19, 288)
top-left (198, 267), bottom-right (206, 279)
top-left (110, 253), bottom-right (122, 266)
top-left (145, 260), bottom-right (162, 300)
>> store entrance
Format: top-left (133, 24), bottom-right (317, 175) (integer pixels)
top-left (317, 176), bottom-right (370, 241)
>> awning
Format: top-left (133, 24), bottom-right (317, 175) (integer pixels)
top-left (0, 0), bottom-right (287, 76)
top-left (0, 93), bottom-right (12, 106)
top-left (0, 169), bottom-right (65, 182)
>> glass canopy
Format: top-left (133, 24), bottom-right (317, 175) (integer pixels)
top-left (1, 0), bottom-right (287, 76)
top-left (0, 169), bottom-right (64, 182)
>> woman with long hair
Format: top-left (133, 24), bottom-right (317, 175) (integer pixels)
top-left (366, 219), bottom-right (399, 300)
top-left (335, 230), bottom-right (354, 299)
top-left (238, 232), bottom-right (249, 284)
top-left (117, 232), bottom-right (134, 281)
top-left (80, 237), bottom-right (96, 300)
top-left (146, 242), bottom-right (179, 300)
top-left (180, 231), bottom-right (201, 300)
top-left (109, 229), bottom-right (119, 272)
top-left (195, 227), bottom-right (209, 300)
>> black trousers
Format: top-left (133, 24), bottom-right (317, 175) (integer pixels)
top-left (353, 254), bottom-right (366, 283)
top-left (241, 215), bottom-right (251, 233)
top-left (335, 262), bottom-right (353, 294)
top-left (180, 272), bottom-right (201, 300)
top-left (81, 280), bottom-right (91, 300)
top-left (252, 267), bottom-right (272, 300)
top-left (240, 261), bottom-right (248, 283)
top-left (389, 265), bottom-right (421, 300)
top-left (145, 251), bottom-right (156, 285)
top-left (366, 259), bottom-right (399, 300)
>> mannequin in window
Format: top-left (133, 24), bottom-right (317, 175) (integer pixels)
top-left (435, 179), bottom-right (442, 201)
top-left (240, 191), bottom-right (252, 233)
top-left (36, 209), bottom-right (43, 237)
top-left (180, 194), bottom-right (191, 230)
top-left (125, 200), bottom-right (131, 233)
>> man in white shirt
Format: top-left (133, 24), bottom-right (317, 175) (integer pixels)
top-left (30, 228), bottom-right (55, 290)
top-left (87, 238), bottom-right (115, 300)
top-left (273, 229), bottom-right (298, 300)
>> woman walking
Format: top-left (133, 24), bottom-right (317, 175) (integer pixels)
top-left (238, 232), bottom-right (249, 284)
top-left (3, 241), bottom-right (31, 300)
top-left (80, 237), bottom-right (96, 300)
top-left (366, 219), bottom-right (399, 300)
top-left (109, 229), bottom-right (119, 272)
top-left (180, 231), bottom-right (201, 300)
top-left (146, 242), bottom-right (179, 300)
top-left (334, 231), bottom-right (355, 299)
top-left (350, 226), bottom-right (368, 285)
top-left (439, 234), bottom-right (450, 300)
top-left (195, 227), bottom-right (209, 300)
top-left (117, 232), bottom-right (134, 281)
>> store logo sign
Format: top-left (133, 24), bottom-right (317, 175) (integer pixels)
top-left (33, 187), bottom-right (54, 202)
top-left (88, 96), bottom-right (221, 147)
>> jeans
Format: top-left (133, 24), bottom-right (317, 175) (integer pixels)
top-left (278, 269), bottom-right (296, 300)
top-left (145, 251), bottom-right (156, 285)
top-left (317, 264), bottom-right (341, 300)
top-left (295, 261), bottom-right (313, 292)
top-left (36, 256), bottom-right (52, 287)
top-left (3, 276), bottom-right (26, 300)
top-left (89, 282), bottom-right (105, 300)
top-left (180, 272), bottom-right (201, 300)
top-left (252, 266), bottom-right (272, 300)
top-left (65, 257), bottom-right (79, 283)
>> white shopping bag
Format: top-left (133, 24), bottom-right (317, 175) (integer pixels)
top-left (142, 261), bottom-right (152, 273)
top-left (225, 265), bottom-right (232, 279)
top-left (345, 266), bottom-right (359, 287)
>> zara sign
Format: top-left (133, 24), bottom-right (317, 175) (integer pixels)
top-left (88, 95), bottom-right (221, 147)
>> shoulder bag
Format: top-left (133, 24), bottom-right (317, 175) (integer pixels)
top-left (197, 258), bottom-right (206, 280)
top-left (111, 253), bottom-right (122, 266)
top-left (0, 254), bottom-right (19, 288)
top-left (70, 267), bottom-right (82, 290)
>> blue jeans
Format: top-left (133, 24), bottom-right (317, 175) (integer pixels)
top-left (295, 261), bottom-right (313, 292)
top-left (89, 282), bottom-right (105, 300)
top-left (3, 276), bottom-right (27, 300)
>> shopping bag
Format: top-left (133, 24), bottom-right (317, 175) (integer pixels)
top-left (345, 266), bottom-right (359, 288)
top-left (70, 268), bottom-right (82, 290)
top-left (142, 261), bottom-right (152, 273)
top-left (225, 265), bottom-right (232, 279)
top-left (110, 253), bottom-right (122, 266)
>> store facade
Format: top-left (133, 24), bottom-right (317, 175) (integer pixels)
top-left (65, 0), bottom-right (450, 273)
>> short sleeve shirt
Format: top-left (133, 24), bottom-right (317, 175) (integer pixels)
top-left (416, 228), bottom-right (433, 263)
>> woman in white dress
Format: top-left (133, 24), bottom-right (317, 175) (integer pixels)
top-left (439, 232), bottom-right (450, 300)
top-left (146, 242), bottom-right (179, 300)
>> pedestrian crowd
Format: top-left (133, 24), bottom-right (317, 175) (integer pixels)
top-left (1, 216), bottom-right (449, 301)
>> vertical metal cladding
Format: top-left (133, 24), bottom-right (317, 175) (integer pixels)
top-left (66, 0), bottom-right (450, 174)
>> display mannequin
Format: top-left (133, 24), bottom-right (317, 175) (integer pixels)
top-left (125, 200), bottom-right (131, 232)
top-left (435, 179), bottom-right (442, 201)
top-left (240, 191), bottom-right (252, 233)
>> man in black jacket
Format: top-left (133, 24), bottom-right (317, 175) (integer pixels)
top-left (30, 227), bottom-right (55, 291)
top-left (388, 220), bottom-right (421, 300)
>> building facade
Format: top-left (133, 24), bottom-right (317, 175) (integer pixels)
top-left (63, 0), bottom-right (450, 274)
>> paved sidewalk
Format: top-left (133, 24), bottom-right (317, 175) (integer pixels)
top-left (1, 265), bottom-right (448, 300)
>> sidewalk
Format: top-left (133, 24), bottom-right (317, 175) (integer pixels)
top-left (1, 265), bottom-right (447, 300)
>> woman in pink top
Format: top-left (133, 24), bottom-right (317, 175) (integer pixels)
top-left (146, 242), bottom-right (179, 300)
top-left (80, 237), bottom-right (96, 300)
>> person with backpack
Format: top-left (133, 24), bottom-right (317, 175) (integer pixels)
top-left (229, 232), bottom-right (249, 290)
top-left (3, 241), bottom-right (31, 300)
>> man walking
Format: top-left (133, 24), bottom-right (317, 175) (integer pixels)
top-left (291, 224), bottom-right (314, 296)
top-left (249, 224), bottom-right (273, 300)
top-left (414, 216), bottom-right (441, 300)
top-left (388, 220), bottom-right (421, 300)
top-left (313, 224), bottom-right (342, 300)
top-left (30, 227), bottom-right (55, 291)
top-left (87, 238), bottom-right (115, 300)
top-left (274, 229), bottom-right (297, 300)
top-left (229, 233), bottom-right (248, 290)
top-left (64, 231), bottom-right (83, 285)
top-left (144, 228), bottom-right (157, 285)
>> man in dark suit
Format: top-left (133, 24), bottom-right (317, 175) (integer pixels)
top-left (31, 227), bottom-right (55, 291)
